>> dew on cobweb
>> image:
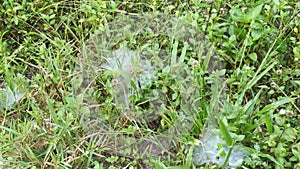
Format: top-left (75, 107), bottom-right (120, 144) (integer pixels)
top-left (100, 46), bottom-right (155, 90)
top-left (75, 13), bottom-right (247, 167)
top-left (0, 83), bottom-right (24, 110)
top-left (192, 129), bottom-right (247, 168)
top-left (100, 46), bottom-right (156, 111)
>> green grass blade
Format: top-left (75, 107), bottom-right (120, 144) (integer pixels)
top-left (255, 97), bottom-right (294, 117)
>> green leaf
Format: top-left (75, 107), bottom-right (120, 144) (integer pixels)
top-left (258, 152), bottom-right (283, 167)
top-left (246, 61), bottom-right (277, 90)
top-left (230, 8), bottom-right (250, 23)
top-left (265, 112), bottom-right (273, 134)
top-left (248, 52), bottom-right (258, 61)
top-left (105, 156), bottom-right (118, 163)
top-left (282, 128), bottom-right (297, 142)
top-left (80, 106), bottom-right (90, 115)
top-left (242, 89), bottom-right (262, 118)
top-left (66, 96), bottom-right (76, 106)
top-left (185, 143), bottom-right (194, 168)
top-left (292, 148), bottom-right (300, 160)
top-left (130, 79), bottom-right (138, 90)
top-left (150, 159), bottom-right (168, 169)
top-left (76, 94), bottom-right (83, 105)
top-left (218, 143), bottom-right (227, 157)
top-left (272, 0), bottom-right (280, 6)
top-left (230, 4), bottom-right (263, 23)
top-left (168, 166), bottom-right (185, 169)
top-left (218, 118), bottom-right (234, 147)
top-left (246, 4), bottom-right (263, 19)
top-left (171, 40), bottom-right (179, 65)
top-left (256, 97), bottom-right (294, 117)
top-left (179, 42), bottom-right (188, 65)
top-left (292, 80), bottom-right (300, 86)
top-left (293, 46), bottom-right (300, 59)
top-left (251, 29), bottom-right (263, 41)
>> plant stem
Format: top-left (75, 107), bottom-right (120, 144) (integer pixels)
top-left (221, 146), bottom-right (233, 169)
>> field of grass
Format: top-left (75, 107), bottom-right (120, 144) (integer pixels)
top-left (0, 0), bottom-right (299, 168)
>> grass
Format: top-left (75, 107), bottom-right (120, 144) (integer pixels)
top-left (0, 0), bottom-right (300, 168)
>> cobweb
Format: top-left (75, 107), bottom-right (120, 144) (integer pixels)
top-left (0, 77), bottom-right (25, 111)
top-left (73, 13), bottom-right (246, 167)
